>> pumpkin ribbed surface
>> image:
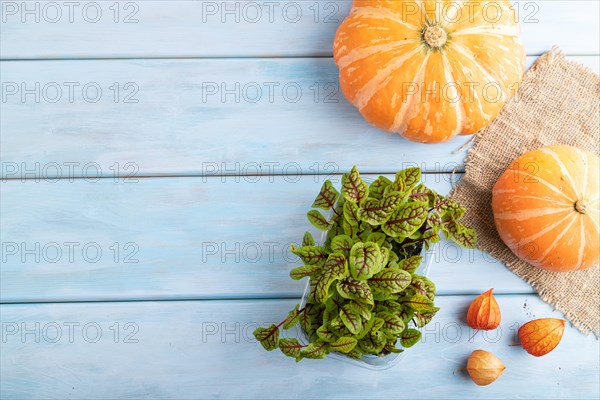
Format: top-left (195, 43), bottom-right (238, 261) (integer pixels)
top-left (492, 145), bottom-right (600, 272)
top-left (333, 0), bottom-right (526, 143)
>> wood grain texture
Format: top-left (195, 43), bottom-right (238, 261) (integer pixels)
top-left (1, 1), bottom-right (598, 59)
top-left (0, 174), bottom-right (532, 303)
top-left (1, 296), bottom-right (598, 399)
top-left (1, 1), bottom-right (598, 398)
top-left (2, 56), bottom-right (598, 178)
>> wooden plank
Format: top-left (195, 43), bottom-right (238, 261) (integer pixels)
top-left (0, 174), bottom-right (532, 303)
top-left (2, 56), bottom-right (598, 178)
top-left (1, 296), bottom-right (598, 399)
top-left (0, 1), bottom-right (598, 59)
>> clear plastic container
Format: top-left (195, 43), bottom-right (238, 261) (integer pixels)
top-left (298, 243), bottom-right (436, 370)
top-left (297, 176), bottom-right (437, 369)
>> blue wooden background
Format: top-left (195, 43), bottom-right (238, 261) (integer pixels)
top-left (1, 1), bottom-right (599, 398)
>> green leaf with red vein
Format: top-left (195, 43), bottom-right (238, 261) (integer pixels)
top-left (387, 249), bottom-right (399, 266)
top-left (253, 324), bottom-right (280, 351)
top-left (400, 328), bottom-right (422, 348)
top-left (299, 340), bottom-right (329, 359)
top-left (384, 343), bottom-right (404, 354)
top-left (397, 255), bottom-right (422, 274)
top-left (324, 225), bottom-right (343, 250)
top-left (343, 200), bottom-right (360, 227)
top-left (411, 278), bottom-right (427, 297)
top-left (448, 221), bottom-right (477, 248)
top-left (396, 167), bottom-right (421, 191)
top-left (401, 294), bottom-right (436, 312)
top-left (414, 308), bottom-right (439, 328)
top-left (339, 303), bottom-right (363, 335)
top-left (316, 324), bottom-right (338, 342)
top-left (309, 274), bottom-right (333, 305)
top-left (330, 336), bottom-right (358, 353)
top-left (342, 219), bottom-right (356, 237)
top-left (366, 232), bottom-right (386, 247)
top-left (369, 176), bottom-right (392, 199)
top-left (382, 202), bottom-right (428, 238)
top-left (358, 192), bottom-right (404, 225)
top-left (278, 338), bottom-right (304, 358)
top-left (290, 244), bottom-right (327, 266)
top-left (438, 199), bottom-right (466, 221)
top-left (384, 177), bottom-right (407, 197)
top-left (349, 300), bottom-right (372, 320)
top-left (427, 212), bottom-right (442, 229)
top-left (341, 166), bottom-right (369, 204)
top-left (349, 241), bottom-right (382, 280)
top-left (307, 210), bottom-right (332, 231)
top-left (282, 304), bottom-right (303, 329)
top-left (299, 303), bottom-right (322, 338)
top-left (373, 292), bottom-right (397, 302)
top-left (412, 274), bottom-right (436, 299)
top-left (347, 348), bottom-right (363, 359)
top-left (369, 268), bottom-right (412, 293)
top-left (358, 333), bottom-right (386, 354)
top-left (302, 231), bottom-right (315, 247)
top-left (422, 232), bottom-right (441, 250)
top-left (330, 235), bottom-right (354, 256)
top-left (378, 311), bottom-right (406, 335)
top-left (327, 315), bottom-right (350, 337)
top-left (312, 180), bottom-right (339, 210)
top-left (379, 247), bottom-right (389, 271)
top-left (308, 253), bottom-right (347, 303)
top-left (289, 264), bottom-right (321, 280)
top-left (324, 253), bottom-right (348, 279)
top-left (410, 183), bottom-right (434, 205)
top-left (336, 277), bottom-right (374, 305)
top-left (400, 308), bottom-right (415, 324)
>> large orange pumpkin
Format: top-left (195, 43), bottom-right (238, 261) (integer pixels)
top-left (492, 145), bottom-right (599, 272)
top-left (333, 0), bottom-right (526, 143)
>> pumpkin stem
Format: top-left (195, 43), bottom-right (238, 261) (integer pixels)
top-left (423, 25), bottom-right (447, 49)
top-left (575, 200), bottom-right (589, 214)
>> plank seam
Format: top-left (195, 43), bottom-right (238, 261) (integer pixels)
top-left (1, 54), bottom-right (598, 62)
top-left (0, 171), bottom-right (465, 182)
top-left (0, 292), bottom-right (537, 306)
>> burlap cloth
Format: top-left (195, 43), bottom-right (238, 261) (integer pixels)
top-left (449, 49), bottom-right (600, 337)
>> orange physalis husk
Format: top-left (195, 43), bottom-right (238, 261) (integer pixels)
top-left (467, 289), bottom-right (501, 330)
top-left (518, 318), bottom-right (566, 357)
top-left (466, 350), bottom-right (506, 386)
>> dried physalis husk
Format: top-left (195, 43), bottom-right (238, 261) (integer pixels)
top-left (518, 318), bottom-right (565, 357)
top-left (466, 350), bottom-right (506, 386)
top-left (467, 289), bottom-right (501, 330)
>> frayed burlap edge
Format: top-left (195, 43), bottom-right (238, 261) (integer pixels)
top-left (450, 48), bottom-right (600, 337)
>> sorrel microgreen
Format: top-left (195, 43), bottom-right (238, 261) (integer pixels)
top-left (254, 166), bottom-right (476, 361)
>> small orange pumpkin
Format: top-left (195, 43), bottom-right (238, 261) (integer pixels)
top-left (492, 145), bottom-right (599, 272)
top-left (333, 0), bottom-right (525, 143)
